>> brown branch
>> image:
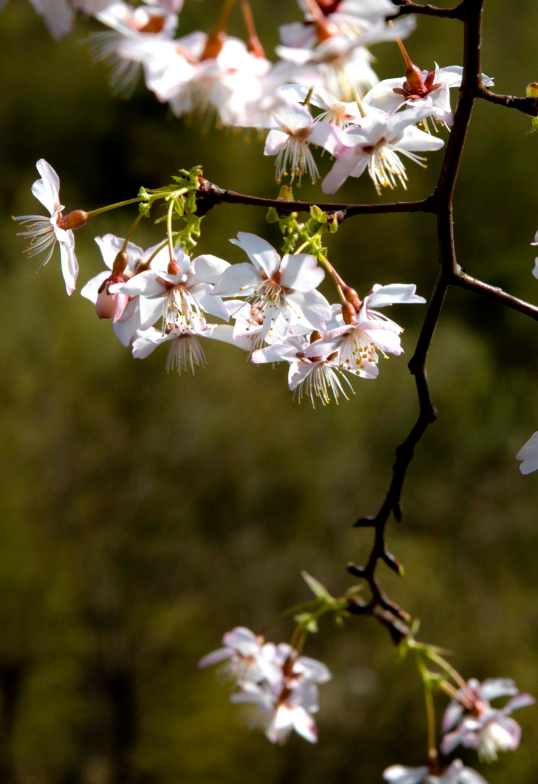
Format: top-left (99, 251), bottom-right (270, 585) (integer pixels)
top-left (453, 272), bottom-right (538, 319)
top-left (196, 178), bottom-right (429, 218)
top-left (475, 88), bottom-right (538, 117)
top-left (391, 0), bottom-right (464, 18)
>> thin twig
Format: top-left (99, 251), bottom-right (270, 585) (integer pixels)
top-left (391, 0), bottom-right (464, 18)
top-left (475, 88), bottom-right (538, 117)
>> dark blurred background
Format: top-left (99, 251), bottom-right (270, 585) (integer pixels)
top-left (0, 1), bottom-right (538, 782)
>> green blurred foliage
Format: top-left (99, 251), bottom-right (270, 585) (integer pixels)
top-left (1, 1), bottom-right (538, 782)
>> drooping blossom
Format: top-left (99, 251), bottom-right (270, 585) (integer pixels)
top-left (198, 627), bottom-right (282, 686)
top-left (317, 283), bottom-right (426, 370)
top-left (276, 16), bottom-right (416, 101)
top-left (87, 0), bottom-right (178, 96)
top-left (441, 677), bottom-right (535, 762)
top-left (81, 233), bottom-right (143, 322)
top-left (264, 102), bottom-right (341, 183)
top-left (364, 65), bottom-right (494, 130)
top-left (132, 322), bottom-right (250, 375)
top-left (252, 331), bottom-right (378, 407)
top-left (213, 233), bottom-right (332, 342)
top-left (322, 100), bottom-right (444, 194)
top-left (230, 641), bottom-right (331, 744)
top-left (14, 159), bottom-right (85, 295)
top-left (516, 431), bottom-right (538, 475)
top-left (383, 759), bottom-right (488, 784)
top-left (110, 245), bottom-right (230, 332)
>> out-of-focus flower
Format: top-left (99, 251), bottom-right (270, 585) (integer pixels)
top-left (318, 283), bottom-right (426, 370)
top-left (14, 159), bottom-right (84, 295)
top-left (441, 677), bottom-right (535, 762)
top-left (252, 331), bottom-right (378, 407)
top-left (213, 233), bottom-right (331, 342)
top-left (383, 759), bottom-right (488, 784)
top-left (198, 627), bottom-right (283, 686)
top-left (264, 102), bottom-right (341, 183)
top-left (110, 245), bottom-right (230, 331)
top-left (88, 0), bottom-right (178, 96)
top-left (516, 431), bottom-right (538, 474)
top-left (322, 101), bottom-right (444, 194)
top-left (364, 65), bottom-right (494, 130)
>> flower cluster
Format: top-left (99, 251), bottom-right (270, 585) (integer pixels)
top-left (198, 626), bottom-right (331, 744)
top-left (15, 160), bottom-right (427, 406)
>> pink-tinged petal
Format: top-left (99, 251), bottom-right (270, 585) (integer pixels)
top-left (230, 232), bottom-right (281, 277)
top-left (252, 345), bottom-right (286, 364)
top-left (503, 692), bottom-right (536, 714)
top-left (132, 328), bottom-right (170, 359)
top-left (118, 271), bottom-right (165, 297)
top-left (59, 236), bottom-right (78, 295)
top-left (366, 284), bottom-right (426, 308)
top-left (478, 678), bottom-right (518, 701)
top-left (189, 254), bottom-right (230, 285)
top-left (294, 657), bottom-right (332, 684)
top-left (190, 283), bottom-right (230, 321)
top-left (289, 361), bottom-right (318, 391)
top-left (286, 289), bottom-right (332, 330)
top-left (222, 627), bottom-right (260, 656)
top-left (516, 432), bottom-right (538, 475)
top-left (442, 701), bottom-right (464, 733)
top-left (197, 647), bottom-right (232, 668)
top-left (145, 244), bottom-right (170, 272)
top-left (382, 765), bottom-right (428, 784)
top-left (81, 271), bottom-right (109, 305)
top-left (356, 361), bottom-right (379, 379)
top-left (112, 299), bottom-right (142, 347)
top-left (95, 288), bottom-right (127, 321)
top-left (533, 258), bottom-right (538, 279)
top-left (139, 295), bottom-right (164, 330)
top-left (212, 262), bottom-right (261, 296)
top-left (264, 129), bottom-right (289, 156)
top-left (291, 707), bottom-right (318, 744)
top-left (280, 253), bottom-right (324, 292)
top-left (441, 760), bottom-right (464, 784)
top-left (441, 728), bottom-right (467, 755)
top-left (32, 159), bottom-right (60, 213)
top-left (322, 147), bottom-right (369, 194)
top-left (307, 122), bottom-right (341, 155)
top-left (32, 0), bottom-right (74, 40)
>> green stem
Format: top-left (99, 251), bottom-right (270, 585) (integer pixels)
top-left (167, 198), bottom-right (176, 264)
top-left (121, 212), bottom-right (144, 253)
top-left (426, 651), bottom-right (474, 699)
top-left (438, 678), bottom-right (474, 709)
top-left (415, 654), bottom-right (439, 768)
top-left (86, 197), bottom-right (145, 218)
top-left (259, 600), bottom-right (321, 637)
top-left (319, 257), bottom-right (346, 303)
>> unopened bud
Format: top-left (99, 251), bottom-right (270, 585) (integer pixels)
top-left (56, 210), bottom-right (88, 230)
top-left (342, 301), bottom-right (357, 325)
top-left (405, 62), bottom-right (425, 93)
top-left (111, 250), bottom-right (128, 277)
top-left (315, 18), bottom-right (338, 43)
top-left (168, 259), bottom-right (181, 275)
top-left (310, 330), bottom-right (323, 343)
top-left (342, 285), bottom-right (361, 312)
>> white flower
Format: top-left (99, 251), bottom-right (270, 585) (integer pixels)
top-left (322, 101), bottom-right (444, 194)
top-left (276, 16), bottom-right (416, 101)
top-left (198, 627), bottom-right (285, 687)
top-left (318, 283), bottom-right (426, 371)
top-left (14, 159), bottom-right (82, 295)
top-left (441, 677), bottom-right (535, 763)
top-left (213, 233), bottom-right (332, 342)
top-left (516, 431), bottom-right (538, 474)
top-left (132, 322), bottom-right (250, 375)
top-left (229, 642), bottom-right (331, 744)
top-left (264, 102), bottom-right (341, 183)
top-left (88, 0), bottom-right (178, 96)
top-left (252, 331), bottom-right (378, 407)
top-left (111, 245), bottom-right (230, 331)
top-left (383, 759), bottom-right (489, 784)
top-left (364, 65), bottom-right (494, 130)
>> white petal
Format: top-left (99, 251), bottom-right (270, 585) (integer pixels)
top-left (366, 283), bottom-right (426, 308)
top-left (118, 271), bottom-right (165, 297)
top-left (516, 432), bottom-right (538, 474)
top-left (397, 125), bottom-right (445, 153)
top-left (322, 147), bottom-right (368, 194)
top-left (132, 328), bottom-right (170, 359)
top-left (382, 765), bottom-right (428, 784)
top-left (307, 121), bottom-right (341, 155)
top-left (189, 254), bottom-right (230, 285)
top-left (59, 235), bottom-right (78, 295)
top-left (265, 129), bottom-right (290, 156)
top-left (197, 647), bottom-right (232, 668)
top-left (478, 678), bottom-right (518, 701)
top-left (212, 262), bottom-right (261, 297)
top-left (32, 159), bottom-right (61, 214)
top-left (291, 707), bottom-right (318, 743)
top-left (286, 289), bottom-right (332, 330)
top-left (230, 232), bottom-right (281, 276)
top-left (81, 271), bottom-right (110, 304)
top-left (190, 283), bottom-right (230, 320)
top-left (279, 253), bottom-right (324, 292)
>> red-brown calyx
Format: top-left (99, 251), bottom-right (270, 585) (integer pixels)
top-left (138, 14), bottom-right (166, 34)
top-left (97, 250), bottom-right (129, 295)
top-left (56, 210), bottom-right (88, 230)
top-left (393, 40), bottom-right (442, 99)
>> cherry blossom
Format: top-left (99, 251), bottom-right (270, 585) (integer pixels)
top-left (317, 283), bottom-right (426, 371)
top-left (198, 627), bottom-right (284, 687)
top-left (88, 0), bottom-right (178, 96)
top-left (383, 760), bottom-right (488, 784)
top-left (252, 331), bottom-right (378, 407)
top-left (516, 431), bottom-right (538, 474)
top-left (132, 322), bottom-right (250, 376)
top-left (321, 101), bottom-right (444, 194)
top-left (229, 642), bottom-right (331, 744)
top-left (441, 677), bottom-right (535, 762)
top-left (213, 233), bottom-right (332, 342)
top-left (110, 245), bottom-right (230, 332)
top-left (364, 65), bottom-right (494, 130)
top-left (264, 102), bottom-right (341, 183)
top-left (14, 159), bottom-right (83, 295)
